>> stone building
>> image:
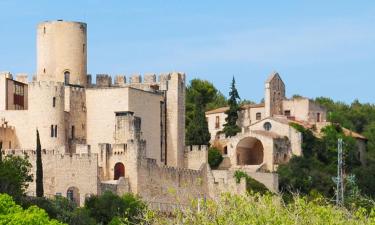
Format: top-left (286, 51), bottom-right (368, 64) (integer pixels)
top-left (0, 20), bottom-right (367, 207)
top-left (206, 73), bottom-right (367, 180)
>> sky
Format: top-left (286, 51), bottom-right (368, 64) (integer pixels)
top-left (0, 1), bottom-right (374, 103)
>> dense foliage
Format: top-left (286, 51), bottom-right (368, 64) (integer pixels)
top-left (146, 193), bottom-right (375, 225)
top-left (0, 155), bottom-right (33, 202)
top-left (222, 77), bottom-right (241, 137)
top-left (0, 194), bottom-right (63, 225)
top-left (208, 147), bottom-right (223, 168)
top-left (85, 191), bottom-right (146, 225)
top-left (234, 170), bottom-right (269, 195)
top-left (185, 79), bottom-right (227, 145)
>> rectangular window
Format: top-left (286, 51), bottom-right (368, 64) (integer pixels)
top-left (256, 113), bottom-right (262, 120)
top-left (284, 110), bottom-right (291, 117)
top-left (317, 113), bottom-right (321, 122)
top-left (53, 97), bottom-right (56, 107)
top-left (215, 116), bottom-right (220, 129)
top-left (71, 126), bottom-right (75, 139)
top-left (13, 82), bottom-right (25, 110)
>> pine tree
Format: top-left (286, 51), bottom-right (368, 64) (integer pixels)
top-left (36, 129), bottom-right (44, 197)
top-left (223, 77), bottom-right (241, 137)
top-left (186, 96), bottom-right (211, 146)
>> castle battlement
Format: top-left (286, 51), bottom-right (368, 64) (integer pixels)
top-left (2, 148), bottom-right (97, 160)
top-left (89, 72), bottom-right (185, 88)
top-left (185, 145), bottom-right (208, 152)
top-left (28, 80), bottom-right (65, 89)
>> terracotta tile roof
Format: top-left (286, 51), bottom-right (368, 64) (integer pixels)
top-left (205, 103), bottom-right (265, 115)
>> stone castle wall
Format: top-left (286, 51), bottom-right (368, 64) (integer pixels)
top-left (184, 145), bottom-right (208, 170)
top-left (2, 149), bottom-right (98, 206)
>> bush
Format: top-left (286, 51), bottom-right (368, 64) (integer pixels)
top-left (234, 170), bottom-right (269, 194)
top-left (208, 147), bottom-right (223, 168)
top-left (145, 193), bottom-right (375, 224)
top-left (0, 194), bottom-right (63, 225)
top-left (85, 191), bottom-right (146, 225)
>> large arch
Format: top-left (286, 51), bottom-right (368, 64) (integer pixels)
top-left (114, 162), bottom-right (125, 180)
top-left (67, 186), bottom-right (80, 206)
top-left (236, 137), bottom-right (264, 165)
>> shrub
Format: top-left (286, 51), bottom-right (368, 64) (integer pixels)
top-left (85, 191), bottom-right (146, 225)
top-left (208, 147), bottom-right (223, 168)
top-left (234, 170), bottom-right (269, 194)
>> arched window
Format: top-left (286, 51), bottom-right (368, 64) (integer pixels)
top-left (64, 71), bottom-right (70, 85)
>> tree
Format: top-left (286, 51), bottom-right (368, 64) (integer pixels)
top-left (185, 79), bottom-right (226, 145)
top-left (222, 77), bottom-right (241, 137)
top-left (208, 147), bottom-right (223, 168)
top-left (85, 191), bottom-right (146, 225)
top-left (0, 141), bottom-right (2, 162)
top-left (36, 129), bottom-right (44, 198)
top-left (0, 155), bottom-right (33, 202)
top-left (186, 102), bottom-right (211, 145)
top-left (0, 194), bottom-right (63, 225)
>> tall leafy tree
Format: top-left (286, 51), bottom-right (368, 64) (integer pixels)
top-left (223, 77), bottom-right (241, 137)
top-left (185, 79), bottom-right (227, 145)
top-left (36, 129), bottom-right (44, 197)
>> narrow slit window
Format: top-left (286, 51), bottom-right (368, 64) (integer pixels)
top-left (53, 97), bottom-right (56, 107)
top-left (54, 125), bottom-right (58, 138)
top-left (51, 125), bottom-right (54, 137)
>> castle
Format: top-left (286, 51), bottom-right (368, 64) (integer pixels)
top-left (0, 21), bottom-right (367, 207)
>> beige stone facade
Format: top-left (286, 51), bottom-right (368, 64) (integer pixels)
top-left (0, 20), bottom-right (368, 208)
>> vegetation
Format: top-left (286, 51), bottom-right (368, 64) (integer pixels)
top-left (234, 170), bottom-right (269, 195)
top-left (85, 191), bottom-right (146, 225)
top-left (0, 155), bottom-right (33, 203)
top-left (36, 129), bottom-right (44, 198)
top-left (0, 194), bottom-right (63, 225)
top-left (208, 147), bottom-right (223, 168)
top-left (185, 79), bottom-right (227, 145)
top-left (222, 77), bottom-right (241, 137)
top-left (146, 193), bottom-right (375, 225)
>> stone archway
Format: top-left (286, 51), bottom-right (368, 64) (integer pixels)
top-left (114, 162), bottom-right (125, 180)
top-left (236, 137), bottom-right (264, 165)
top-left (67, 186), bottom-right (80, 206)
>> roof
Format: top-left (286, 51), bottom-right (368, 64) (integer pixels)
top-left (342, 128), bottom-right (368, 140)
top-left (252, 130), bottom-right (283, 138)
top-left (266, 71), bottom-right (280, 83)
top-left (205, 103), bottom-right (265, 115)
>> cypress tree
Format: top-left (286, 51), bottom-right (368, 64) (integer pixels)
top-left (0, 141), bottom-right (2, 162)
top-left (223, 77), bottom-right (241, 137)
top-left (36, 129), bottom-right (44, 197)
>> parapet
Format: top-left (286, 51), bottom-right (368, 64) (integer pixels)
top-left (114, 75), bottom-right (126, 86)
top-left (144, 73), bottom-right (156, 84)
top-left (185, 145), bottom-right (208, 152)
top-left (86, 74), bottom-right (92, 87)
top-left (15, 74), bottom-right (28, 84)
top-left (0, 71), bottom-right (13, 79)
top-left (96, 74), bottom-right (112, 87)
top-left (130, 74), bottom-right (141, 84)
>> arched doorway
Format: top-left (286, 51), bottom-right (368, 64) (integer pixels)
top-left (114, 162), bottom-right (125, 180)
top-left (67, 186), bottom-right (80, 206)
top-left (236, 137), bottom-right (264, 165)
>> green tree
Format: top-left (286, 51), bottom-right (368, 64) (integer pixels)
top-left (185, 79), bottom-right (226, 145)
top-left (0, 155), bottom-right (33, 202)
top-left (222, 77), bottom-right (241, 137)
top-left (0, 194), bottom-right (63, 225)
top-left (208, 147), bottom-right (223, 168)
top-left (85, 191), bottom-right (146, 225)
top-left (36, 129), bottom-right (44, 198)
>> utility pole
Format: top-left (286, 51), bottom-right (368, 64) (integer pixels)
top-left (336, 138), bottom-right (344, 206)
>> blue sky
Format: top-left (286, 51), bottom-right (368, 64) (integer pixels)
top-left (0, 1), bottom-right (374, 103)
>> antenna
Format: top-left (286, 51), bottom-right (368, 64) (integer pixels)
top-left (336, 138), bottom-right (344, 206)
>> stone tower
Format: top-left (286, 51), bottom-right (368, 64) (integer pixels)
top-left (265, 72), bottom-right (285, 117)
top-left (165, 72), bottom-right (186, 167)
top-left (36, 20), bottom-right (87, 86)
